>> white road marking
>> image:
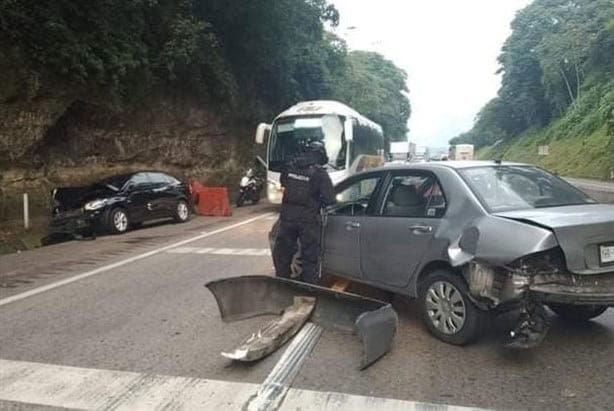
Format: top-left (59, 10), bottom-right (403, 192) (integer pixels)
top-left (166, 247), bottom-right (271, 256)
top-left (0, 213), bottom-right (273, 308)
top-left (247, 322), bottom-right (322, 411)
top-left (0, 359), bottom-right (485, 410)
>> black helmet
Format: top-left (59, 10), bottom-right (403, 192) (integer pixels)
top-left (307, 141), bottom-right (328, 165)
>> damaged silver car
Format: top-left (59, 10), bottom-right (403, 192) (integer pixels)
top-left (272, 161), bottom-right (614, 348)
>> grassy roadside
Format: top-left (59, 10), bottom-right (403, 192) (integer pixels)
top-left (0, 218), bottom-right (47, 255)
top-left (477, 77), bottom-right (614, 180)
top-left (477, 124), bottom-right (614, 180)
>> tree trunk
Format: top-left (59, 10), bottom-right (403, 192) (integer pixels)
top-left (559, 66), bottom-right (576, 107)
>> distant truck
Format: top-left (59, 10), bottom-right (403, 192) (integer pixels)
top-left (389, 141), bottom-right (416, 162)
top-left (449, 144), bottom-right (474, 161)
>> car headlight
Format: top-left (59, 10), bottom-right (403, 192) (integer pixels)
top-left (84, 199), bottom-right (108, 211)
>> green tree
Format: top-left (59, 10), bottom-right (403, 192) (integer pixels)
top-left (332, 51), bottom-right (410, 143)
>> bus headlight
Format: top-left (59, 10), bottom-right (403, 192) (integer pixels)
top-left (267, 182), bottom-right (284, 204)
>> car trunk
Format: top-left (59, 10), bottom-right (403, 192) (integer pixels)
top-left (495, 204), bottom-right (614, 275)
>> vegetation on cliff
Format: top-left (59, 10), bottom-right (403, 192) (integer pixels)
top-left (451, 0), bottom-right (613, 178)
top-left (0, 0), bottom-right (411, 159)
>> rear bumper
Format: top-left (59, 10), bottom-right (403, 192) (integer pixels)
top-left (529, 272), bottom-right (614, 306)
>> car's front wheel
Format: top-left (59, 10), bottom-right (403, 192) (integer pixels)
top-left (174, 199), bottom-right (190, 223)
top-left (418, 269), bottom-right (485, 345)
top-left (548, 304), bottom-right (608, 322)
top-left (108, 208), bottom-right (130, 234)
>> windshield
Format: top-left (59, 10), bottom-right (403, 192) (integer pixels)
top-left (97, 174), bottom-right (131, 191)
top-left (459, 166), bottom-right (595, 212)
top-left (268, 114), bottom-right (346, 172)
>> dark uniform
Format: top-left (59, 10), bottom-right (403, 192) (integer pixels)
top-left (273, 142), bottom-right (336, 284)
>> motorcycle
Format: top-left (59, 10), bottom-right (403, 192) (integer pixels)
top-left (236, 169), bottom-right (263, 207)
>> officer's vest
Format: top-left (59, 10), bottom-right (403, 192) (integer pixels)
top-left (284, 165), bottom-right (318, 207)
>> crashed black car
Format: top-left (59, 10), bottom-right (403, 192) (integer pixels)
top-left (48, 171), bottom-right (191, 237)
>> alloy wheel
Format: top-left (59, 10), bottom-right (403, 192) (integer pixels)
top-left (113, 210), bottom-right (128, 232)
top-left (177, 201), bottom-right (189, 221)
top-left (425, 281), bottom-right (467, 335)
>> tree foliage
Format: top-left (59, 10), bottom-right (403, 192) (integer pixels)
top-left (451, 0), bottom-right (614, 148)
top-left (332, 51), bottom-right (410, 142)
top-left (0, 0), bottom-right (410, 137)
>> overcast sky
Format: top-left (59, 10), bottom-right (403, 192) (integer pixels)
top-left (330, 0), bottom-right (532, 147)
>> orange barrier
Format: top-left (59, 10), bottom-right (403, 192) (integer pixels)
top-left (194, 186), bottom-right (232, 217)
top-left (189, 179), bottom-right (206, 204)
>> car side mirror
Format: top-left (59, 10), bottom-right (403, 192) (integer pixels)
top-left (255, 123), bottom-right (271, 145)
top-left (344, 118), bottom-right (353, 142)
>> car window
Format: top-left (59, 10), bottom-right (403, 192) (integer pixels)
top-left (381, 174), bottom-right (446, 218)
top-left (332, 176), bottom-right (381, 216)
top-left (147, 172), bottom-right (172, 185)
top-left (130, 173), bottom-right (152, 188)
top-left (459, 166), bottom-right (594, 212)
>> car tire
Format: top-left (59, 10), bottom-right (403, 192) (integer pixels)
top-left (108, 208), bottom-right (130, 234)
top-left (418, 269), bottom-right (485, 345)
top-left (174, 199), bottom-right (190, 223)
top-left (548, 304), bottom-right (608, 322)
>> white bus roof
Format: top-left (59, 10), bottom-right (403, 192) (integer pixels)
top-left (275, 100), bottom-right (383, 133)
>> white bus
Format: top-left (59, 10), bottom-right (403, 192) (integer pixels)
top-left (255, 100), bottom-right (385, 204)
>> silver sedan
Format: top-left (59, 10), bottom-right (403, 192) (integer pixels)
top-left (272, 161), bottom-right (614, 347)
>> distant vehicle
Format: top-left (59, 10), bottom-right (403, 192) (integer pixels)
top-left (270, 161), bottom-right (614, 348)
top-left (389, 141), bottom-right (415, 162)
top-left (413, 145), bottom-right (429, 162)
top-left (48, 171), bottom-right (191, 237)
top-left (236, 168), bottom-right (264, 207)
top-left (254, 100), bottom-right (385, 204)
top-left (449, 144), bottom-right (474, 161)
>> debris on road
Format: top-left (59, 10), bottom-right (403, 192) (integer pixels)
top-left (221, 296), bottom-right (315, 361)
top-left (206, 275), bottom-right (398, 369)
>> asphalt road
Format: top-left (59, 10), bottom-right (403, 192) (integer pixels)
top-left (1, 204), bottom-right (613, 410)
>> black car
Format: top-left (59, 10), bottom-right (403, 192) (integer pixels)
top-left (49, 171), bottom-right (191, 237)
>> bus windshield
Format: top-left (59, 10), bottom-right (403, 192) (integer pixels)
top-left (268, 114), bottom-right (346, 172)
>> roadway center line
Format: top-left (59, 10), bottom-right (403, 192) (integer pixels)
top-left (167, 247), bottom-right (271, 256)
top-left (0, 358), bottom-right (485, 410)
top-left (0, 213), bottom-right (274, 308)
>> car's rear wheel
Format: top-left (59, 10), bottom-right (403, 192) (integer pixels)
top-left (174, 199), bottom-right (190, 223)
top-left (108, 208), bottom-right (129, 234)
top-left (418, 269), bottom-right (485, 345)
top-left (548, 304), bottom-right (608, 322)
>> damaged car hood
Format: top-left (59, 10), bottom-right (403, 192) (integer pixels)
top-left (495, 204), bottom-right (614, 275)
top-left (53, 185), bottom-right (117, 212)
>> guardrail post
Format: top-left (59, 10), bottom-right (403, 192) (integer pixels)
top-left (23, 193), bottom-right (30, 231)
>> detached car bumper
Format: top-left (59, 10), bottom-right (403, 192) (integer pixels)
top-left (48, 209), bottom-right (105, 234)
top-left (530, 272), bottom-right (614, 306)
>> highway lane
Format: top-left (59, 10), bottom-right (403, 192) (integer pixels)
top-left (1, 207), bottom-right (613, 410)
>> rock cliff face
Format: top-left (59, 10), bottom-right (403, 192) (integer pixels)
top-left (0, 94), bottom-right (256, 194)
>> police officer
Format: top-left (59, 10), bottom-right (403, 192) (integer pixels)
top-left (273, 141), bottom-right (336, 284)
